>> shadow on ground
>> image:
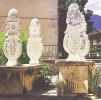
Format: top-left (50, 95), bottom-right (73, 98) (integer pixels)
top-left (0, 89), bottom-right (100, 100)
top-left (0, 95), bottom-right (92, 100)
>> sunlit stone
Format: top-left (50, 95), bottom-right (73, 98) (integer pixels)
top-left (3, 8), bottom-right (22, 66)
top-left (27, 18), bottom-right (43, 65)
top-left (63, 3), bottom-right (90, 61)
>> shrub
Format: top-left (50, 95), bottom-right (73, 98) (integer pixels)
top-left (88, 66), bottom-right (101, 94)
top-left (33, 61), bottom-right (52, 89)
top-left (0, 32), bottom-right (7, 65)
top-left (18, 32), bottom-right (29, 64)
top-left (90, 44), bottom-right (97, 53)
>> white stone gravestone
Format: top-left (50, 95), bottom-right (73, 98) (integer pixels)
top-left (27, 18), bottom-right (43, 65)
top-left (3, 8), bottom-right (22, 66)
top-left (63, 3), bottom-right (90, 61)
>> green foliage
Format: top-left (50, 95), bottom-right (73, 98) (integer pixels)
top-left (88, 66), bottom-right (101, 94)
top-left (0, 32), bottom-right (5, 48)
top-left (18, 32), bottom-right (29, 64)
top-left (90, 44), bottom-right (101, 56)
top-left (35, 61), bottom-right (51, 89)
top-left (40, 61), bottom-right (51, 85)
top-left (59, 0), bottom-right (88, 10)
top-left (91, 31), bottom-right (101, 43)
top-left (40, 62), bottom-right (50, 77)
top-left (84, 10), bottom-right (94, 34)
top-left (0, 32), bottom-right (7, 65)
top-left (90, 45), bottom-right (97, 53)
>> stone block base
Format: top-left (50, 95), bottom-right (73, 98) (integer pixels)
top-left (55, 59), bottom-right (94, 96)
top-left (0, 65), bottom-right (41, 94)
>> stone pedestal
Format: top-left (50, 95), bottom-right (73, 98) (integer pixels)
top-left (55, 59), bottom-right (94, 96)
top-left (0, 65), bottom-right (41, 94)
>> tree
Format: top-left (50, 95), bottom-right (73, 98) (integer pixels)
top-left (59, 0), bottom-right (88, 10)
top-left (58, 0), bottom-right (94, 58)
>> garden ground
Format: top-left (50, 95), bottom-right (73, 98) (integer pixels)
top-left (0, 88), bottom-right (100, 100)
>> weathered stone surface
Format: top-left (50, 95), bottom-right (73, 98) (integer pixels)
top-left (27, 18), bottom-right (43, 65)
top-left (0, 65), bottom-right (41, 94)
top-left (63, 3), bottom-right (90, 61)
top-left (55, 59), bottom-right (94, 95)
top-left (3, 8), bottom-right (22, 66)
